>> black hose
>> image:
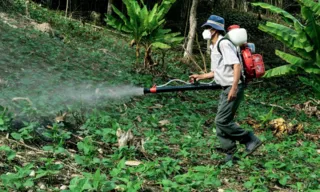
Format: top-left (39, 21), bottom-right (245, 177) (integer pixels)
top-left (143, 83), bottom-right (222, 94)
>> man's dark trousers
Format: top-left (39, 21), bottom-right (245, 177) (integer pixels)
top-left (215, 83), bottom-right (250, 153)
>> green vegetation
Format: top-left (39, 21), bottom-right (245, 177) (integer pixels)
top-left (107, 0), bottom-right (183, 69)
top-left (0, 1), bottom-right (319, 192)
top-left (252, 0), bottom-right (320, 96)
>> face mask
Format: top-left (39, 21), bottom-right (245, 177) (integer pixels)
top-left (202, 29), bottom-right (212, 40)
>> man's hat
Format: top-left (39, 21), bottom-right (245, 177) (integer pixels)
top-left (201, 15), bottom-right (225, 32)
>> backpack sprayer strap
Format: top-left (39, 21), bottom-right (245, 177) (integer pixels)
top-left (217, 38), bottom-right (246, 84)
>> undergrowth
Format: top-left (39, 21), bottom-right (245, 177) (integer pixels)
top-left (0, 2), bottom-right (319, 192)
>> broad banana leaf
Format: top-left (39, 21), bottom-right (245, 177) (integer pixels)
top-left (294, 22), bottom-right (311, 49)
top-left (158, 0), bottom-right (176, 20)
top-left (275, 50), bottom-right (308, 66)
top-left (299, 57), bottom-right (320, 74)
top-left (301, 7), bottom-right (320, 57)
top-left (258, 22), bottom-right (312, 59)
top-left (163, 32), bottom-right (184, 44)
top-left (275, 50), bottom-right (320, 75)
top-left (317, 52), bottom-right (320, 68)
top-left (110, 5), bottom-right (129, 28)
top-left (148, 4), bottom-right (158, 25)
top-left (125, 0), bottom-right (140, 33)
top-left (147, 29), bottom-right (183, 48)
top-left (141, 5), bottom-right (149, 30)
top-left (263, 64), bottom-right (295, 78)
top-left (299, 0), bottom-right (320, 16)
top-left (124, 0), bottom-right (140, 22)
top-left (299, 76), bottom-right (320, 98)
top-left (107, 0), bottom-right (181, 52)
top-left (304, 67), bottom-right (320, 74)
top-left (252, 2), bottom-right (303, 27)
top-left (254, 0), bottom-right (320, 96)
top-left (107, 16), bottom-right (125, 31)
top-left (259, 22), bottom-right (296, 44)
top-left (150, 29), bottom-right (183, 45)
top-left (152, 42), bottom-right (171, 49)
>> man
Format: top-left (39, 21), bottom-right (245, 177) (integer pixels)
top-left (190, 15), bottom-right (262, 162)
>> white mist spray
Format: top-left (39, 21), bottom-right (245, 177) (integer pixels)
top-left (0, 78), bottom-right (145, 115)
top-left (61, 84), bottom-right (144, 103)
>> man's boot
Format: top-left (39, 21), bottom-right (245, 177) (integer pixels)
top-left (245, 132), bottom-right (263, 156)
top-left (224, 153), bottom-right (240, 163)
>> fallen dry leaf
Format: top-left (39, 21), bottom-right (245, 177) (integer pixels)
top-left (116, 128), bottom-right (134, 148)
top-left (317, 149), bottom-right (320, 155)
top-left (136, 116), bottom-right (142, 122)
top-left (159, 119), bottom-right (170, 126)
top-left (161, 127), bottom-right (167, 132)
top-left (304, 133), bottom-right (320, 141)
top-left (293, 100), bottom-right (320, 119)
top-left (54, 111), bottom-right (68, 123)
top-left (246, 118), bottom-right (261, 129)
top-left (29, 170), bottom-right (35, 177)
top-left (98, 148), bottom-right (103, 154)
top-left (295, 123), bottom-right (304, 132)
top-left (269, 118), bottom-right (304, 137)
top-left (0, 78), bottom-right (7, 85)
top-left (269, 118), bottom-right (286, 126)
top-left (148, 104), bottom-right (163, 109)
top-left (12, 97), bottom-right (33, 105)
top-left (32, 22), bottom-right (52, 33)
top-left (125, 160), bottom-right (142, 166)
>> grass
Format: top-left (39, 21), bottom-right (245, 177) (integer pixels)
top-left (0, 3), bottom-right (319, 192)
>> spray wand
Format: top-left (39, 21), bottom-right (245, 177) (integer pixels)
top-left (143, 79), bottom-right (222, 94)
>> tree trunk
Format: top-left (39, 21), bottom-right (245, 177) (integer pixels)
top-left (57, 0), bottom-right (61, 10)
top-left (144, 45), bottom-right (154, 69)
top-left (231, 0), bottom-right (235, 10)
top-left (65, 0), bottom-right (69, 17)
top-left (206, 40), bottom-right (210, 55)
top-left (107, 0), bottom-right (114, 16)
top-left (243, 0), bottom-right (248, 12)
top-left (183, 0), bottom-right (198, 60)
top-left (46, 0), bottom-right (52, 9)
top-left (135, 44), bottom-right (140, 67)
top-left (25, 0), bottom-right (30, 17)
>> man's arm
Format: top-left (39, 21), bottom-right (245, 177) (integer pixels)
top-left (228, 64), bottom-right (241, 101)
top-left (189, 71), bottom-right (214, 82)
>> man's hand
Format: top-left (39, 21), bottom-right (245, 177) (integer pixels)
top-left (189, 72), bottom-right (214, 83)
top-left (228, 64), bottom-right (241, 102)
top-left (228, 87), bottom-right (237, 101)
top-left (189, 74), bottom-right (201, 83)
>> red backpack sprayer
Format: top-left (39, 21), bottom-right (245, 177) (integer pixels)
top-left (144, 25), bottom-right (265, 94)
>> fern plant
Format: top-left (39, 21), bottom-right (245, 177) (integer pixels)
top-left (106, 0), bottom-right (183, 69)
top-left (252, 0), bottom-right (320, 96)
